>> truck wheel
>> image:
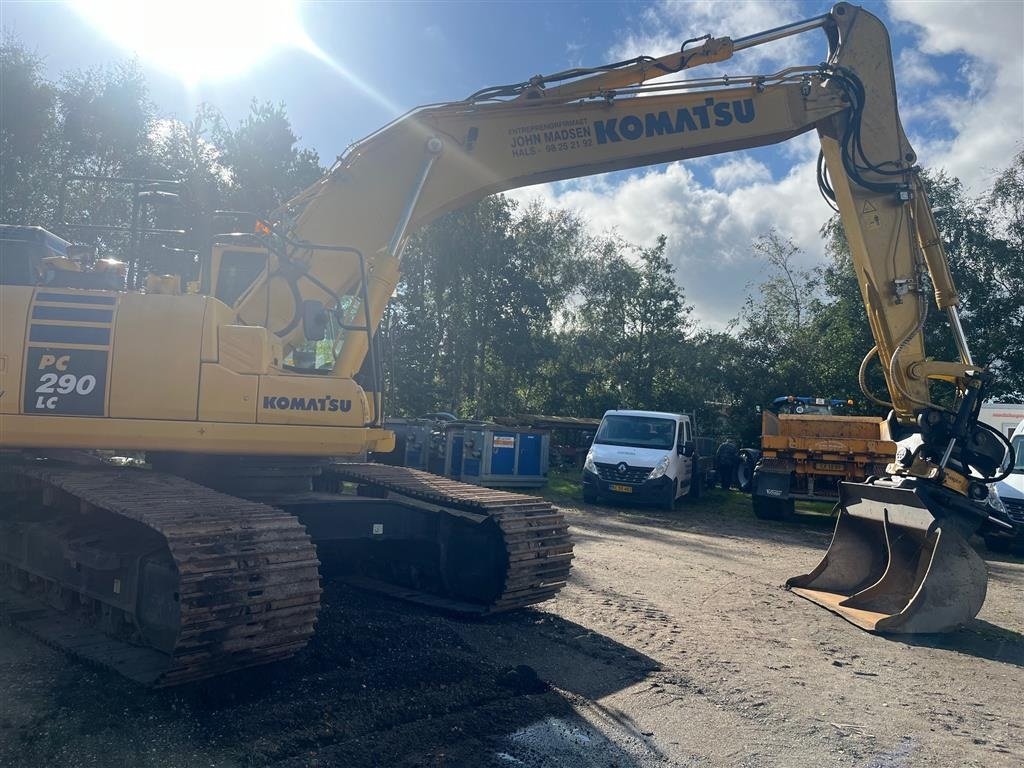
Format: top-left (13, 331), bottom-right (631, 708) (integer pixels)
top-left (752, 495), bottom-right (795, 521)
top-left (583, 488), bottom-right (598, 505)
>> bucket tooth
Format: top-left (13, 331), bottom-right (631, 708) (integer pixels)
top-left (787, 478), bottom-right (988, 634)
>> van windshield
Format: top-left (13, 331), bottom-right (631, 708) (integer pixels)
top-left (1013, 435), bottom-right (1024, 473)
top-left (594, 415), bottom-right (676, 450)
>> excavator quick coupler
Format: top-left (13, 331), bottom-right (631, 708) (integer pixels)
top-left (786, 476), bottom-right (988, 633)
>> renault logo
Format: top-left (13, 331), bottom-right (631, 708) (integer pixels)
top-left (616, 462), bottom-right (628, 474)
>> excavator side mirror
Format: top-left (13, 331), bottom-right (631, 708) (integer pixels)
top-left (302, 299), bottom-right (328, 341)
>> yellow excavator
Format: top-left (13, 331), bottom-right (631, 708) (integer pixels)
top-left (0, 2), bottom-right (1013, 685)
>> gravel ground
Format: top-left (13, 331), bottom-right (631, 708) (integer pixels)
top-left (1, 488), bottom-right (1021, 767)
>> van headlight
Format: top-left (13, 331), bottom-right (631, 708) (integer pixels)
top-left (583, 452), bottom-right (596, 473)
top-left (648, 455), bottom-right (671, 480)
top-left (987, 485), bottom-right (1007, 514)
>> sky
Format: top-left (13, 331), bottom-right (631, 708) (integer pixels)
top-left (3, 0), bottom-right (1022, 328)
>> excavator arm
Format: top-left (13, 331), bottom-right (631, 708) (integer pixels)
top-left (223, 1), bottom-right (1009, 633)
top-left (249, 3), bottom-right (969, 428)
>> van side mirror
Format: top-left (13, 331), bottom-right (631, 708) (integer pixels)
top-left (679, 440), bottom-right (695, 458)
top-left (302, 299), bottom-right (328, 341)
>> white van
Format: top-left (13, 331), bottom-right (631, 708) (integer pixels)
top-left (581, 409), bottom-right (698, 509)
top-left (986, 420), bottom-right (1024, 554)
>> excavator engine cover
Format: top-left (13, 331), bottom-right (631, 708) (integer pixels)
top-left (787, 477), bottom-right (988, 633)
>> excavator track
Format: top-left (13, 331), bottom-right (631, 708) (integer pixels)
top-left (0, 465), bottom-right (321, 687)
top-left (322, 464), bottom-right (573, 614)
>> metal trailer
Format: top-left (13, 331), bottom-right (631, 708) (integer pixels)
top-left (459, 425), bottom-right (550, 489)
top-left (373, 418), bottom-right (433, 470)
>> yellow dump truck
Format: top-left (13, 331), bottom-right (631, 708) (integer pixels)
top-left (746, 398), bottom-right (897, 520)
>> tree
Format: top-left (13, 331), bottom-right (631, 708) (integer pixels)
top-left (736, 231), bottom-right (827, 404)
top-left (975, 152), bottom-right (1024, 399)
top-left (544, 234), bottom-right (693, 415)
top-left (1, 36), bottom-right (58, 223)
top-left (385, 196), bottom-right (590, 418)
top-left (212, 100), bottom-right (323, 215)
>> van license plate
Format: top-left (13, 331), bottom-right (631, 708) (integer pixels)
top-left (609, 484), bottom-right (632, 493)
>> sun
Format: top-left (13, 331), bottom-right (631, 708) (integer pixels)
top-left (69, 1), bottom-right (310, 86)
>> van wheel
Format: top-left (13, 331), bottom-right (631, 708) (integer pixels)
top-left (661, 483), bottom-right (676, 511)
top-left (752, 495), bottom-right (795, 521)
top-left (583, 488), bottom-right (598, 505)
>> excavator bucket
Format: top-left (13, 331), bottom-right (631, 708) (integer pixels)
top-left (786, 479), bottom-right (987, 633)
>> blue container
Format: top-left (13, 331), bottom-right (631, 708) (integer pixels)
top-left (444, 427), bottom-right (466, 479)
top-left (460, 425), bottom-right (549, 488)
top-left (375, 418), bottom-right (432, 470)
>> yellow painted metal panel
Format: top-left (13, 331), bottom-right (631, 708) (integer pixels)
top-left (256, 374), bottom-right (369, 427)
top-left (201, 297), bottom-right (235, 363)
top-left (218, 325), bottom-right (269, 374)
top-left (776, 413), bottom-right (888, 440)
top-left (0, 413), bottom-right (393, 455)
top-left (198, 363), bottom-right (258, 423)
top-left (0, 287), bottom-right (32, 414)
top-left (108, 294), bottom-right (205, 420)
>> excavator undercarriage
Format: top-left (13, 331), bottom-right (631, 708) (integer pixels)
top-left (0, 459), bottom-right (571, 685)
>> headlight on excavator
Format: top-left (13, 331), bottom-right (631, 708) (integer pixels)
top-left (648, 455), bottom-right (671, 480)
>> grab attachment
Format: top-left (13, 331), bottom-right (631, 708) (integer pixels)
top-left (786, 477), bottom-right (988, 633)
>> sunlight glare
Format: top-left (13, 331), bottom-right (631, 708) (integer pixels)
top-left (69, 1), bottom-right (308, 85)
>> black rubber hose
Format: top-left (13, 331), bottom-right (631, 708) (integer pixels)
top-left (976, 420), bottom-right (1017, 484)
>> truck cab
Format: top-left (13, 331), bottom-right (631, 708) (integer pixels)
top-left (581, 410), bottom-right (697, 510)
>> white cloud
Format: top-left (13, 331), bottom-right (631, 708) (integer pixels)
top-left (887, 0), bottom-right (1024, 191)
top-left (508, 152), bottom-right (832, 330)
top-left (896, 49), bottom-right (941, 87)
top-left (711, 156), bottom-right (772, 189)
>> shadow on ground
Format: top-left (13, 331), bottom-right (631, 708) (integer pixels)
top-left (894, 619), bottom-right (1024, 669)
top-left (2, 575), bottom-right (658, 768)
top-left (564, 498), bottom-right (834, 555)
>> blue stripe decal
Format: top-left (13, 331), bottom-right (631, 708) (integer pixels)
top-left (35, 292), bottom-right (117, 305)
top-left (32, 305), bottom-right (114, 323)
top-left (29, 325), bottom-right (111, 345)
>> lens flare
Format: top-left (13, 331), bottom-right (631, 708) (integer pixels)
top-left (70, 1), bottom-right (310, 86)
